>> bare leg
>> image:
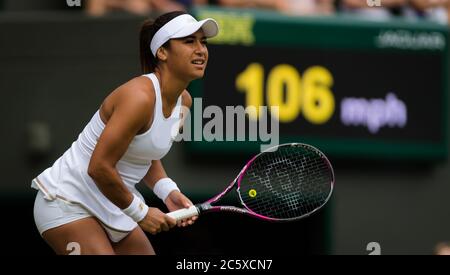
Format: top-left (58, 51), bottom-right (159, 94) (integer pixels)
top-left (42, 217), bottom-right (115, 255)
top-left (112, 226), bottom-right (155, 255)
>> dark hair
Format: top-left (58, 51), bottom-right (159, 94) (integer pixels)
top-left (140, 11), bottom-right (187, 74)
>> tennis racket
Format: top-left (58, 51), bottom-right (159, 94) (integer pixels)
top-left (167, 143), bottom-right (334, 222)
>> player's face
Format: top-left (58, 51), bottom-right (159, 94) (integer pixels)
top-left (167, 30), bottom-right (209, 81)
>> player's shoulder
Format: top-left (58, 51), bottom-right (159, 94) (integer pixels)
top-left (114, 76), bottom-right (156, 108)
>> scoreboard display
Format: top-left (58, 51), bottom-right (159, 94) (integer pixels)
top-left (187, 7), bottom-right (449, 160)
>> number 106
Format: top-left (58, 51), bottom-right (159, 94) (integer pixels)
top-left (236, 63), bottom-right (335, 124)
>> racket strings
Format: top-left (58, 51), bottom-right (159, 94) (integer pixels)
top-left (239, 144), bottom-right (333, 220)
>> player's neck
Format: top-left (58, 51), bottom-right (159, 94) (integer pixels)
top-left (154, 70), bottom-right (186, 105)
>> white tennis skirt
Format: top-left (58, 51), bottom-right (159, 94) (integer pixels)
top-left (33, 191), bottom-right (132, 243)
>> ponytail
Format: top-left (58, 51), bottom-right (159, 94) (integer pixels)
top-left (139, 19), bottom-right (157, 74)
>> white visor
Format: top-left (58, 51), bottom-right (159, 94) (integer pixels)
top-left (150, 14), bottom-right (219, 57)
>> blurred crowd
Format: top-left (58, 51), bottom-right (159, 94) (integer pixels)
top-left (0, 0), bottom-right (448, 24)
top-left (82, 0), bottom-right (449, 24)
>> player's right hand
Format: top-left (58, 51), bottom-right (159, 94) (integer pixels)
top-left (138, 207), bottom-right (177, 234)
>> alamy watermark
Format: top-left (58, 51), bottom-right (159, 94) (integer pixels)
top-left (160, 99), bottom-right (280, 152)
top-left (66, 0), bottom-right (81, 7)
top-left (67, 242), bottom-right (81, 255)
top-left (366, 242), bottom-right (381, 255)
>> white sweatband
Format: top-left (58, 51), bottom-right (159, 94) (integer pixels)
top-left (122, 194), bottom-right (149, 223)
top-left (150, 14), bottom-right (219, 57)
top-left (153, 178), bottom-right (180, 201)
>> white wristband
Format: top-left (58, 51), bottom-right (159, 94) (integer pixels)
top-left (153, 178), bottom-right (180, 202)
top-left (122, 194), bottom-right (149, 223)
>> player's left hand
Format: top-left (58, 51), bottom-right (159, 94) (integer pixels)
top-left (165, 190), bottom-right (198, 227)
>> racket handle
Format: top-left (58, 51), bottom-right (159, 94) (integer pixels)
top-left (167, 205), bottom-right (199, 221)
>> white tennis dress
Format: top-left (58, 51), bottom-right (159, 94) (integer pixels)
top-left (32, 73), bottom-right (182, 240)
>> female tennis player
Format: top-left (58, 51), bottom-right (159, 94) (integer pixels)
top-left (31, 11), bottom-right (219, 255)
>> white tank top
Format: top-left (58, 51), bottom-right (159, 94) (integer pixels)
top-left (31, 73), bottom-right (183, 232)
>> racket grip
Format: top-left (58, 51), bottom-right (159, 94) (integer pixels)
top-left (167, 205), bottom-right (199, 221)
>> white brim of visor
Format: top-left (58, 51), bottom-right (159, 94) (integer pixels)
top-left (150, 14), bottom-right (219, 57)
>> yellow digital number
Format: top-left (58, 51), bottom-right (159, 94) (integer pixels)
top-left (236, 63), bottom-right (335, 124)
top-left (302, 66), bottom-right (335, 124)
top-left (236, 63), bottom-right (264, 120)
top-left (266, 64), bottom-right (301, 123)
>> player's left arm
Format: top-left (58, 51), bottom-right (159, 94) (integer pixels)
top-left (142, 90), bottom-right (195, 226)
top-left (142, 89), bottom-right (192, 190)
top-left (142, 159), bottom-right (196, 226)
